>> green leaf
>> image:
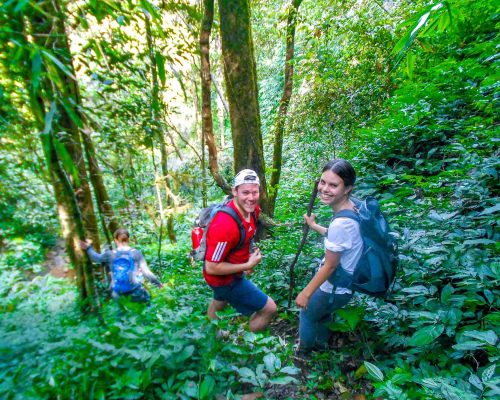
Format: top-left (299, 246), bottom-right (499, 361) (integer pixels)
top-left (364, 361), bottom-right (384, 382)
top-left (155, 51), bottom-right (166, 87)
top-left (263, 353), bottom-right (278, 373)
top-left (31, 49), bottom-right (42, 95)
top-left (440, 284), bottom-right (454, 304)
top-left (280, 366), bottom-right (300, 375)
top-left (61, 98), bottom-right (84, 129)
top-left (52, 137), bottom-right (81, 186)
top-left (452, 341), bottom-right (484, 351)
top-left (482, 364), bottom-right (496, 382)
top-left (406, 51), bottom-right (416, 80)
top-left (269, 376), bottom-right (298, 385)
top-left (175, 345), bottom-right (194, 363)
top-left (463, 330), bottom-right (498, 346)
top-left (199, 375), bottom-right (215, 399)
top-left (463, 239), bottom-right (496, 246)
top-left (408, 324), bottom-right (444, 347)
top-left (237, 367), bottom-right (256, 379)
top-left (479, 204), bottom-right (500, 216)
top-left (41, 50), bottom-right (76, 80)
top-left (468, 374), bottom-right (483, 391)
top-left (140, 0), bottom-right (161, 20)
top-left (43, 101), bottom-right (57, 135)
top-left (336, 306), bottom-right (364, 330)
top-left (9, 0), bottom-right (26, 12)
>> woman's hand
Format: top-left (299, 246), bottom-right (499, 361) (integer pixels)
top-left (79, 239), bottom-right (91, 250)
top-left (295, 290), bottom-right (310, 310)
top-left (304, 213), bottom-right (316, 228)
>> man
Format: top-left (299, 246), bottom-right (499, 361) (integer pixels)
top-left (203, 169), bottom-right (277, 332)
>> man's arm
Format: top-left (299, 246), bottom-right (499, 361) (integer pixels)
top-left (205, 249), bottom-right (262, 275)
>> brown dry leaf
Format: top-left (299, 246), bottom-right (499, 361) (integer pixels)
top-left (352, 395), bottom-right (366, 400)
top-left (241, 392), bottom-right (264, 400)
top-left (333, 381), bottom-right (349, 393)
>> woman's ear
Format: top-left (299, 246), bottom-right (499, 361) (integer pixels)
top-left (345, 185), bottom-right (353, 196)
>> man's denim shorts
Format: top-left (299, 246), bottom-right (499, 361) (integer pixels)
top-left (210, 277), bottom-right (268, 316)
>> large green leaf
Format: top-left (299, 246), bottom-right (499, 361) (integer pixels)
top-left (408, 324), bottom-right (444, 347)
top-left (52, 136), bottom-right (80, 186)
top-left (198, 375), bottom-right (215, 399)
top-left (364, 361), bottom-right (384, 382)
top-left (41, 50), bottom-right (75, 80)
top-left (61, 98), bottom-right (84, 129)
top-left (31, 49), bottom-right (42, 95)
top-left (155, 51), bottom-right (166, 87)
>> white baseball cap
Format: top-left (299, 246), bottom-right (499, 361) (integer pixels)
top-left (234, 169), bottom-right (260, 187)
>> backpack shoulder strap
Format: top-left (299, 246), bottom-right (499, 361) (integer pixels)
top-left (219, 205), bottom-right (247, 251)
top-left (333, 209), bottom-right (360, 223)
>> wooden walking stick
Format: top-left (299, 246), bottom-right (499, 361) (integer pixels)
top-left (287, 179), bottom-right (319, 308)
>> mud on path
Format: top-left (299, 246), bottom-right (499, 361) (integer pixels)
top-left (43, 239), bottom-right (76, 280)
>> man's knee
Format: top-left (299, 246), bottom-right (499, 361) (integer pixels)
top-left (261, 297), bottom-right (277, 316)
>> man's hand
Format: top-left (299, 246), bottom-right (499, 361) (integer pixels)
top-left (247, 248), bottom-right (262, 270)
top-left (79, 239), bottom-right (91, 250)
top-left (295, 289), bottom-right (310, 310)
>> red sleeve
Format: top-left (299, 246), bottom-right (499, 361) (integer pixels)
top-left (205, 213), bottom-right (239, 263)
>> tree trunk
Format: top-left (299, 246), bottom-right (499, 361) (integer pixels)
top-left (45, 129), bottom-right (101, 313)
top-left (200, 0), bottom-right (232, 195)
top-left (81, 128), bottom-right (119, 243)
top-left (21, 0), bottom-right (104, 306)
top-left (218, 0), bottom-right (269, 212)
top-left (145, 14), bottom-right (177, 244)
top-left (268, 0), bottom-right (302, 217)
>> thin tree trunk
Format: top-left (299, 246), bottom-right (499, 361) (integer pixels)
top-left (218, 0), bottom-right (269, 212)
top-left (214, 68), bottom-right (227, 150)
top-left (159, 142), bottom-right (177, 243)
top-left (192, 60), bottom-right (208, 207)
top-left (145, 14), bottom-right (177, 244)
top-left (81, 129), bottom-right (119, 241)
top-left (200, 0), bottom-right (232, 195)
top-left (269, 0), bottom-right (302, 217)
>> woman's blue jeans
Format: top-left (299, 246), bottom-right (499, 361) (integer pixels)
top-left (299, 288), bottom-right (353, 351)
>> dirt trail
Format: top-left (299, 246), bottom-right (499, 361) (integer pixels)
top-left (44, 240), bottom-right (76, 280)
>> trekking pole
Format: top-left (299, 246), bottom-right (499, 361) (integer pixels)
top-left (287, 179), bottom-right (319, 308)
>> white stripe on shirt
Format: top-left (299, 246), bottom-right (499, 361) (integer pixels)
top-left (212, 242), bottom-right (227, 262)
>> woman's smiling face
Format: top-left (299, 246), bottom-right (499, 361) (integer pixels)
top-left (317, 170), bottom-right (351, 207)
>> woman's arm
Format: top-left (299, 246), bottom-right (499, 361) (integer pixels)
top-left (80, 240), bottom-right (111, 263)
top-left (295, 249), bottom-right (341, 309)
top-left (304, 214), bottom-right (328, 237)
top-left (136, 252), bottom-right (163, 287)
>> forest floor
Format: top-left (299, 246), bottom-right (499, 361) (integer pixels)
top-left (43, 239), bottom-right (75, 280)
top-left (38, 244), bottom-right (374, 399)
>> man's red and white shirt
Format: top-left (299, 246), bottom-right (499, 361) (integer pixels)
top-left (203, 200), bottom-right (260, 287)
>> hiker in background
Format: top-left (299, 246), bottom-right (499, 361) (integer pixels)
top-left (204, 169), bottom-right (277, 332)
top-left (295, 159), bottom-right (363, 353)
top-left (80, 228), bottom-right (163, 303)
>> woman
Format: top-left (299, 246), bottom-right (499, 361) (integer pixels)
top-left (295, 159), bottom-right (363, 352)
top-left (80, 228), bottom-right (163, 303)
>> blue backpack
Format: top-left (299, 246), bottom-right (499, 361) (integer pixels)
top-left (329, 197), bottom-right (398, 298)
top-left (111, 250), bottom-right (136, 294)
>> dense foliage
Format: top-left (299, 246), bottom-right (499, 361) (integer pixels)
top-left (0, 0), bottom-right (498, 398)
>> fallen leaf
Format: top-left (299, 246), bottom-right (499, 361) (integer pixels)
top-left (241, 392), bottom-right (264, 400)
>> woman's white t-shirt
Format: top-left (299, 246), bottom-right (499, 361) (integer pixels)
top-left (319, 216), bottom-right (363, 295)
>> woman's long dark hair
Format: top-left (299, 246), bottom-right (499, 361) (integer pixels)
top-left (322, 159), bottom-right (356, 188)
